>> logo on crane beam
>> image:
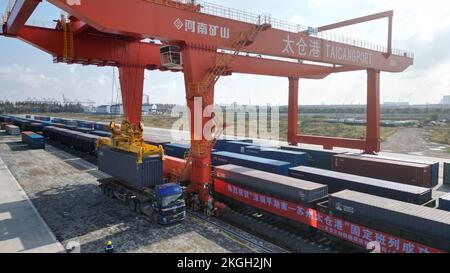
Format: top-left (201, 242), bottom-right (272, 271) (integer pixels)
top-left (173, 18), bottom-right (230, 39)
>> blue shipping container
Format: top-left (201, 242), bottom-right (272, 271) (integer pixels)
top-left (163, 143), bottom-right (190, 159)
top-left (243, 146), bottom-right (309, 167)
top-left (226, 141), bottom-right (259, 154)
top-left (22, 132), bottom-right (45, 149)
top-left (91, 130), bottom-right (112, 138)
top-left (94, 122), bottom-right (111, 132)
top-left (438, 194), bottom-right (450, 212)
top-left (280, 146), bottom-right (346, 170)
top-left (214, 139), bottom-right (253, 151)
top-left (212, 151), bottom-right (290, 175)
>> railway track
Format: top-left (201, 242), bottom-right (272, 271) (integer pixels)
top-left (188, 210), bottom-right (289, 254)
top-left (216, 201), bottom-right (361, 253)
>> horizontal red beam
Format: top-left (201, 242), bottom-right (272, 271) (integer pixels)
top-left (295, 134), bottom-right (366, 150)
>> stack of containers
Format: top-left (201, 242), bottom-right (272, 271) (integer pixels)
top-left (6, 125), bottom-right (20, 135)
top-left (29, 123), bottom-right (44, 133)
top-left (244, 146), bottom-right (309, 167)
top-left (21, 131), bottom-right (45, 149)
top-left (280, 145), bottom-right (346, 170)
top-left (328, 190), bottom-right (450, 248)
top-left (212, 151), bottom-right (290, 175)
top-left (289, 166), bottom-right (432, 205)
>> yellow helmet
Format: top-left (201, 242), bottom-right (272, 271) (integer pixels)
top-left (106, 241), bottom-right (113, 246)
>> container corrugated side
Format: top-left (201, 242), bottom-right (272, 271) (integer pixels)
top-left (212, 151), bottom-right (290, 175)
top-left (214, 164), bottom-right (328, 204)
top-left (358, 153), bottom-right (439, 187)
top-left (98, 145), bottom-right (164, 189)
top-left (6, 125), bottom-right (20, 135)
top-left (329, 190), bottom-right (450, 242)
top-left (289, 166), bottom-right (432, 205)
top-left (444, 163), bottom-right (450, 186)
top-left (280, 145), bottom-right (345, 170)
top-left (332, 154), bottom-right (432, 188)
top-left (163, 143), bottom-right (190, 159)
top-left (243, 146), bottom-right (308, 167)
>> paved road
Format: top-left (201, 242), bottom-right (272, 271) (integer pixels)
top-left (382, 128), bottom-right (450, 159)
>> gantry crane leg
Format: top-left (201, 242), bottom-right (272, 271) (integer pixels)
top-left (182, 47), bottom-right (217, 208)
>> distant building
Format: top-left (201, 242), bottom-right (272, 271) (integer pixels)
top-left (96, 105), bottom-right (111, 114)
top-left (440, 96), bottom-right (450, 105)
top-left (110, 104), bottom-right (124, 115)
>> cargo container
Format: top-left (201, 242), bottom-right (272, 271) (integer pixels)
top-left (74, 133), bottom-right (100, 154)
top-left (77, 120), bottom-right (95, 129)
top-left (332, 154), bottom-right (433, 188)
top-left (63, 125), bottom-right (77, 131)
top-left (25, 115), bottom-right (31, 119)
top-left (91, 130), bottom-right (112, 138)
top-left (29, 123), bottom-right (43, 133)
top-left (438, 194), bottom-right (450, 212)
top-left (328, 190), bottom-right (450, 244)
top-left (77, 127), bottom-right (93, 134)
top-left (244, 146), bottom-right (308, 167)
top-left (355, 153), bottom-right (439, 187)
top-left (214, 138), bottom-right (253, 151)
top-left (6, 125), bottom-right (20, 135)
top-left (98, 145), bottom-right (164, 188)
top-left (94, 122), bottom-right (111, 132)
top-left (59, 129), bottom-right (79, 147)
top-left (212, 151), bottom-right (290, 175)
top-left (289, 166), bottom-right (432, 205)
top-left (214, 165), bottom-right (328, 204)
top-left (226, 141), bottom-right (259, 154)
top-left (21, 131), bottom-right (45, 149)
top-left (444, 162), bottom-right (450, 186)
top-left (163, 143), bottom-right (190, 159)
top-left (280, 145), bottom-right (346, 170)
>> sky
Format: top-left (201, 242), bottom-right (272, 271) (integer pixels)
top-left (0, 0), bottom-right (449, 106)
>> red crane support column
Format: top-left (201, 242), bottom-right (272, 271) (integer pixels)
top-left (119, 66), bottom-right (145, 125)
top-left (288, 77), bottom-right (299, 146)
top-left (366, 69), bottom-right (381, 154)
top-left (182, 47), bottom-right (217, 204)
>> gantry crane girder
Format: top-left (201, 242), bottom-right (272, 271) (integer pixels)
top-left (1, 0), bottom-right (414, 208)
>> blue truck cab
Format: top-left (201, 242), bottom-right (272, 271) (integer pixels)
top-left (153, 183), bottom-right (186, 225)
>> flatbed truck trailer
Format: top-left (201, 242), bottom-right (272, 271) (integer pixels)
top-left (99, 178), bottom-right (186, 225)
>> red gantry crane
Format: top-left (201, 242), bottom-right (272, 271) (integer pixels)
top-left (1, 0), bottom-right (414, 211)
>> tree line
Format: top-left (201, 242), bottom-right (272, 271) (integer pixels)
top-left (0, 101), bottom-right (84, 114)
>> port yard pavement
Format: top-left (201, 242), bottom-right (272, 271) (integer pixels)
top-left (0, 157), bottom-right (65, 253)
top-left (0, 134), bottom-right (274, 253)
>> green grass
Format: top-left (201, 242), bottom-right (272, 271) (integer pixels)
top-left (36, 112), bottom-right (397, 142)
top-left (429, 126), bottom-right (450, 145)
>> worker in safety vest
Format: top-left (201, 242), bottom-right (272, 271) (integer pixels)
top-left (105, 241), bottom-right (114, 253)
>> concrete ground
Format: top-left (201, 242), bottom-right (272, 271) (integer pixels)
top-left (0, 145), bottom-right (65, 253)
top-left (0, 132), bottom-right (288, 253)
